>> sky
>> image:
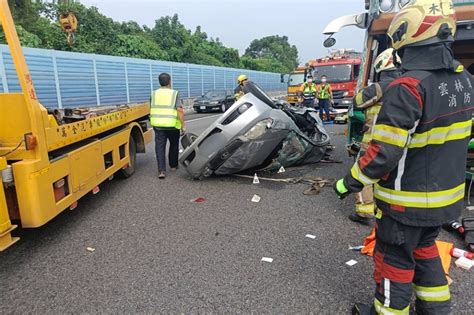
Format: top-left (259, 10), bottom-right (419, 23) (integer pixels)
top-left (80, 0), bottom-right (367, 65)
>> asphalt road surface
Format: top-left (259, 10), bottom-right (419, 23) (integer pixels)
top-left (1, 113), bottom-right (473, 313)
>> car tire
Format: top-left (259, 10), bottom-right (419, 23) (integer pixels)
top-left (118, 136), bottom-right (136, 178)
top-left (196, 109), bottom-right (202, 113)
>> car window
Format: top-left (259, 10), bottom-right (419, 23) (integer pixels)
top-left (204, 90), bottom-right (226, 98)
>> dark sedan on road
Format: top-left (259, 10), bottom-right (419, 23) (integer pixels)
top-left (194, 89), bottom-right (236, 113)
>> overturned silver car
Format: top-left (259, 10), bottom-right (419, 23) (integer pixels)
top-left (179, 82), bottom-right (330, 179)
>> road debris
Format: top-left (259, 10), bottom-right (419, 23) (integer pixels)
top-left (251, 195), bottom-right (261, 203)
top-left (86, 247), bottom-right (95, 252)
top-left (303, 178), bottom-right (332, 195)
top-left (253, 173), bottom-right (260, 184)
top-left (349, 245), bottom-right (364, 251)
top-left (346, 260), bottom-right (358, 266)
top-left (305, 234), bottom-right (316, 239)
top-left (278, 166), bottom-right (286, 174)
top-left (455, 257), bottom-right (473, 270)
top-left (261, 257), bottom-right (273, 263)
top-left (190, 197), bottom-right (207, 203)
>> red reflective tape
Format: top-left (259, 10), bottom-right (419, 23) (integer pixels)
top-left (412, 16), bottom-right (443, 38)
top-left (390, 204), bottom-right (406, 213)
top-left (382, 262), bottom-right (414, 283)
top-left (360, 142), bottom-right (381, 170)
top-left (374, 251), bottom-right (383, 284)
top-left (414, 244), bottom-right (439, 260)
top-left (389, 77), bottom-right (423, 109)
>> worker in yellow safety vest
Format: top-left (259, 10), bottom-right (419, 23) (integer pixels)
top-left (234, 74), bottom-right (248, 100)
top-left (298, 74), bottom-right (317, 107)
top-left (316, 75), bottom-right (333, 121)
top-left (150, 72), bottom-right (185, 179)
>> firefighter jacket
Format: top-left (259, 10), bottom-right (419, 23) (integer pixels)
top-left (354, 70), bottom-right (401, 148)
top-left (344, 44), bottom-right (474, 227)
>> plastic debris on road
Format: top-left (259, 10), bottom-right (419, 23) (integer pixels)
top-left (86, 247), bottom-right (95, 252)
top-left (278, 166), bottom-right (286, 174)
top-left (251, 195), bottom-right (261, 203)
top-left (455, 257), bottom-right (473, 270)
top-left (261, 257), bottom-right (273, 263)
top-left (253, 173), bottom-right (260, 184)
top-left (349, 245), bottom-right (364, 251)
top-left (346, 260), bottom-right (358, 266)
top-left (305, 234), bottom-right (316, 239)
top-left (190, 197), bottom-right (207, 203)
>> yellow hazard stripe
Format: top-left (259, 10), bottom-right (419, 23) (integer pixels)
top-left (355, 203), bottom-right (375, 216)
top-left (351, 163), bottom-right (379, 186)
top-left (375, 183), bottom-right (465, 208)
top-left (409, 120), bottom-right (472, 149)
top-left (355, 91), bottom-right (364, 106)
top-left (414, 284), bottom-right (450, 302)
top-left (374, 299), bottom-right (409, 315)
top-left (372, 124), bottom-right (409, 148)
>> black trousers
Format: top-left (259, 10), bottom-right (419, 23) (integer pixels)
top-left (373, 213), bottom-right (450, 314)
top-left (154, 128), bottom-right (180, 172)
top-left (318, 99), bottom-right (331, 121)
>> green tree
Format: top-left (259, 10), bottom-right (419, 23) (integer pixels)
top-left (244, 35), bottom-right (298, 73)
top-left (1, 1), bottom-right (298, 73)
top-left (115, 34), bottom-right (168, 60)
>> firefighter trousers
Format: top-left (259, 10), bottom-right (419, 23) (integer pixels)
top-left (373, 213), bottom-right (450, 314)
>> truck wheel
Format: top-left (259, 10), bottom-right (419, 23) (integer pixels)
top-left (119, 136), bottom-right (136, 178)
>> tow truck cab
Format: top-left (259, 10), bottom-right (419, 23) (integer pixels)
top-left (323, 0), bottom-right (474, 156)
top-left (286, 67), bottom-right (306, 104)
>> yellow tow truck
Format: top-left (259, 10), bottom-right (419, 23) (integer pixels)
top-left (0, 0), bottom-right (152, 251)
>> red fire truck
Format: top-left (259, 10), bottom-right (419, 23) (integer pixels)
top-left (309, 49), bottom-right (361, 108)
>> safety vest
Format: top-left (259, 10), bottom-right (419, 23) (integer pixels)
top-left (302, 83), bottom-right (317, 99)
top-left (318, 84), bottom-right (331, 99)
top-left (150, 88), bottom-right (181, 129)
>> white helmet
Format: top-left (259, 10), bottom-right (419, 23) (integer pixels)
top-left (374, 48), bottom-right (400, 73)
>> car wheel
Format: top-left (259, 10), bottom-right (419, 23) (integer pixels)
top-left (220, 104), bottom-right (226, 113)
top-left (118, 136), bottom-right (136, 178)
top-left (196, 109), bottom-right (202, 113)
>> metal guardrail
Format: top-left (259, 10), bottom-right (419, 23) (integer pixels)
top-left (0, 45), bottom-right (286, 108)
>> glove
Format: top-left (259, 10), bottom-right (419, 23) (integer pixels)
top-left (180, 127), bottom-right (186, 136)
top-left (334, 179), bottom-right (350, 200)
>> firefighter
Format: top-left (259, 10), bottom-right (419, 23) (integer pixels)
top-left (298, 74), bottom-right (317, 107)
top-left (349, 48), bottom-right (401, 224)
top-left (334, 0), bottom-right (474, 314)
top-left (234, 74), bottom-right (248, 100)
top-left (150, 73), bottom-right (185, 179)
top-left (316, 75), bottom-right (333, 121)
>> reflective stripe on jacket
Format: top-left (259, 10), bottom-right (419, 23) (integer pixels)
top-left (300, 82), bottom-right (317, 99)
top-left (150, 88), bottom-right (181, 129)
top-left (344, 64), bottom-right (474, 227)
top-left (317, 84), bottom-right (331, 99)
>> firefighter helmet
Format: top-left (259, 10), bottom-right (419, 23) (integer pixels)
top-left (237, 74), bottom-right (248, 84)
top-left (374, 48), bottom-right (400, 73)
top-left (388, 0), bottom-right (456, 51)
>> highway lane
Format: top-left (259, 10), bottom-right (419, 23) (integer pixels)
top-left (1, 120), bottom-right (472, 313)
